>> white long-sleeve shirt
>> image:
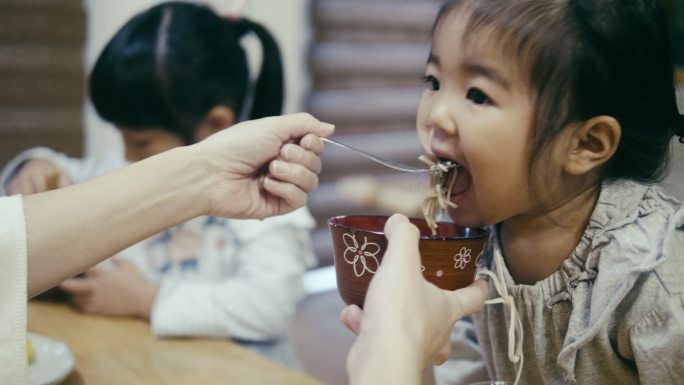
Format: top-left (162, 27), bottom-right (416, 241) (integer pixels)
top-left (0, 195), bottom-right (28, 385)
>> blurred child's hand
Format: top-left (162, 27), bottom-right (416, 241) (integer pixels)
top-left (9, 158), bottom-right (72, 195)
top-left (341, 214), bottom-right (488, 378)
top-left (195, 113), bottom-right (334, 220)
top-left (59, 258), bottom-right (159, 320)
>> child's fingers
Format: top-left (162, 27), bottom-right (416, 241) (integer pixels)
top-left (60, 278), bottom-right (94, 295)
top-left (111, 256), bottom-right (135, 268)
top-left (29, 173), bottom-right (48, 193)
top-left (114, 258), bottom-right (139, 273)
top-left (11, 173), bottom-right (38, 195)
top-left (86, 266), bottom-right (103, 277)
top-left (447, 279), bottom-right (488, 319)
top-left (71, 295), bottom-right (90, 312)
top-left (340, 305), bottom-right (363, 335)
top-left (74, 296), bottom-right (98, 314)
top-left (57, 171), bottom-right (72, 189)
top-left (7, 179), bottom-right (20, 195)
top-left (8, 178), bottom-right (27, 195)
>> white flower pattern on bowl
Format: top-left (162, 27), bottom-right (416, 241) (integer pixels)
top-left (342, 232), bottom-right (483, 278)
top-left (453, 247), bottom-right (472, 270)
top-left (343, 233), bottom-right (381, 277)
top-left (474, 248), bottom-right (484, 267)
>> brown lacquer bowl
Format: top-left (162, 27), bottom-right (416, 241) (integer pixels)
top-left (328, 215), bottom-right (489, 308)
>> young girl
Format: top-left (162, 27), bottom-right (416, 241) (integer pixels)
top-left (345, 0), bottom-right (684, 384)
top-left (1, 1), bottom-right (313, 367)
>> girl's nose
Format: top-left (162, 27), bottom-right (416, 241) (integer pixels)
top-left (427, 95), bottom-right (457, 136)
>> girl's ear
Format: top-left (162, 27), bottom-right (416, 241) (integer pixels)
top-left (564, 116), bottom-right (621, 175)
top-left (194, 106), bottom-right (236, 141)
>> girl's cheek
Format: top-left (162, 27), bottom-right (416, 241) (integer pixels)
top-left (416, 100), bottom-right (430, 135)
top-left (418, 131), bottom-right (430, 154)
top-left (416, 124), bottom-right (431, 152)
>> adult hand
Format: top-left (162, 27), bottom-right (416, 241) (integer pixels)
top-left (23, 113), bottom-right (332, 297)
top-left (8, 158), bottom-right (72, 195)
top-left (192, 113), bottom-right (334, 219)
top-left (60, 258), bottom-right (159, 319)
top-left (342, 214), bottom-right (488, 385)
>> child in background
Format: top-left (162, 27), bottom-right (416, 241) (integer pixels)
top-left (670, 0), bottom-right (684, 87)
top-left (406, 0), bottom-right (684, 384)
top-left (1, 1), bottom-right (314, 367)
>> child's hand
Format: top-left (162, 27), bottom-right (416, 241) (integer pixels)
top-left (194, 113), bottom-right (334, 220)
top-left (59, 258), bottom-right (159, 320)
top-left (342, 214), bottom-right (488, 382)
top-left (9, 158), bottom-right (72, 195)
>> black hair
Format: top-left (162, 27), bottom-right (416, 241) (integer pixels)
top-left (89, 1), bottom-right (284, 144)
top-left (435, 0), bottom-right (684, 183)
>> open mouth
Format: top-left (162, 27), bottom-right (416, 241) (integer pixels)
top-left (438, 157), bottom-right (470, 199)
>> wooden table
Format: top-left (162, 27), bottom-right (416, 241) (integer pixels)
top-left (28, 302), bottom-right (323, 385)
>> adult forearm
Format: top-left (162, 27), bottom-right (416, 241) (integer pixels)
top-left (348, 330), bottom-right (423, 385)
top-left (24, 146), bottom-right (209, 297)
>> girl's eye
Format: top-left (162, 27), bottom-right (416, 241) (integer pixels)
top-left (466, 88), bottom-right (491, 105)
top-left (421, 75), bottom-right (440, 91)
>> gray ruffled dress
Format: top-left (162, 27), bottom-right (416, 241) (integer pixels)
top-left (436, 180), bottom-right (684, 385)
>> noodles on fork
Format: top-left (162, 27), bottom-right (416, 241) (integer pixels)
top-left (419, 156), bottom-right (459, 236)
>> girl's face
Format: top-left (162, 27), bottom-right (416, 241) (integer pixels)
top-left (417, 12), bottom-right (545, 228)
top-left (121, 128), bottom-right (184, 162)
top-left (120, 106), bottom-right (235, 162)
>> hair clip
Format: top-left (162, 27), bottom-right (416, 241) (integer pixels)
top-left (226, 0), bottom-right (248, 20)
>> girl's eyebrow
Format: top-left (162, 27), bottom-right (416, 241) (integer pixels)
top-left (461, 60), bottom-right (510, 90)
top-left (428, 52), bottom-right (510, 91)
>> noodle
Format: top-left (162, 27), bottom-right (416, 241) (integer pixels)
top-left (419, 156), bottom-right (458, 236)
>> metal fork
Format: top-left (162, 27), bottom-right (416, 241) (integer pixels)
top-left (321, 137), bottom-right (457, 173)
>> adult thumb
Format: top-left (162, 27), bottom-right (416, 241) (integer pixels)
top-left (383, 213), bottom-right (421, 269)
top-left (447, 279), bottom-right (488, 319)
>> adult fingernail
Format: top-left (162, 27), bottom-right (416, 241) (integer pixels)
top-left (320, 122), bottom-right (335, 132)
top-left (272, 160), bottom-right (289, 174)
top-left (301, 135), bottom-right (313, 149)
top-left (284, 144), bottom-right (302, 160)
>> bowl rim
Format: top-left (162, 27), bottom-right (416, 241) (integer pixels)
top-left (327, 214), bottom-right (489, 240)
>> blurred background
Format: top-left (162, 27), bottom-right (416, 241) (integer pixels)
top-left (0, 1), bottom-right (682, 384)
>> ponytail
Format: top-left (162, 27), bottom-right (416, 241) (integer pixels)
top-left (227, 18), bottom-right (284, 120)
top-left (679, 115), bottom-right (684, 143)
top-left (89, 2), bottom-right (285, 143)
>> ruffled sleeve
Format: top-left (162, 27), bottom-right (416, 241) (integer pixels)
top-left (627, 227), bottom-right (684, 384)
